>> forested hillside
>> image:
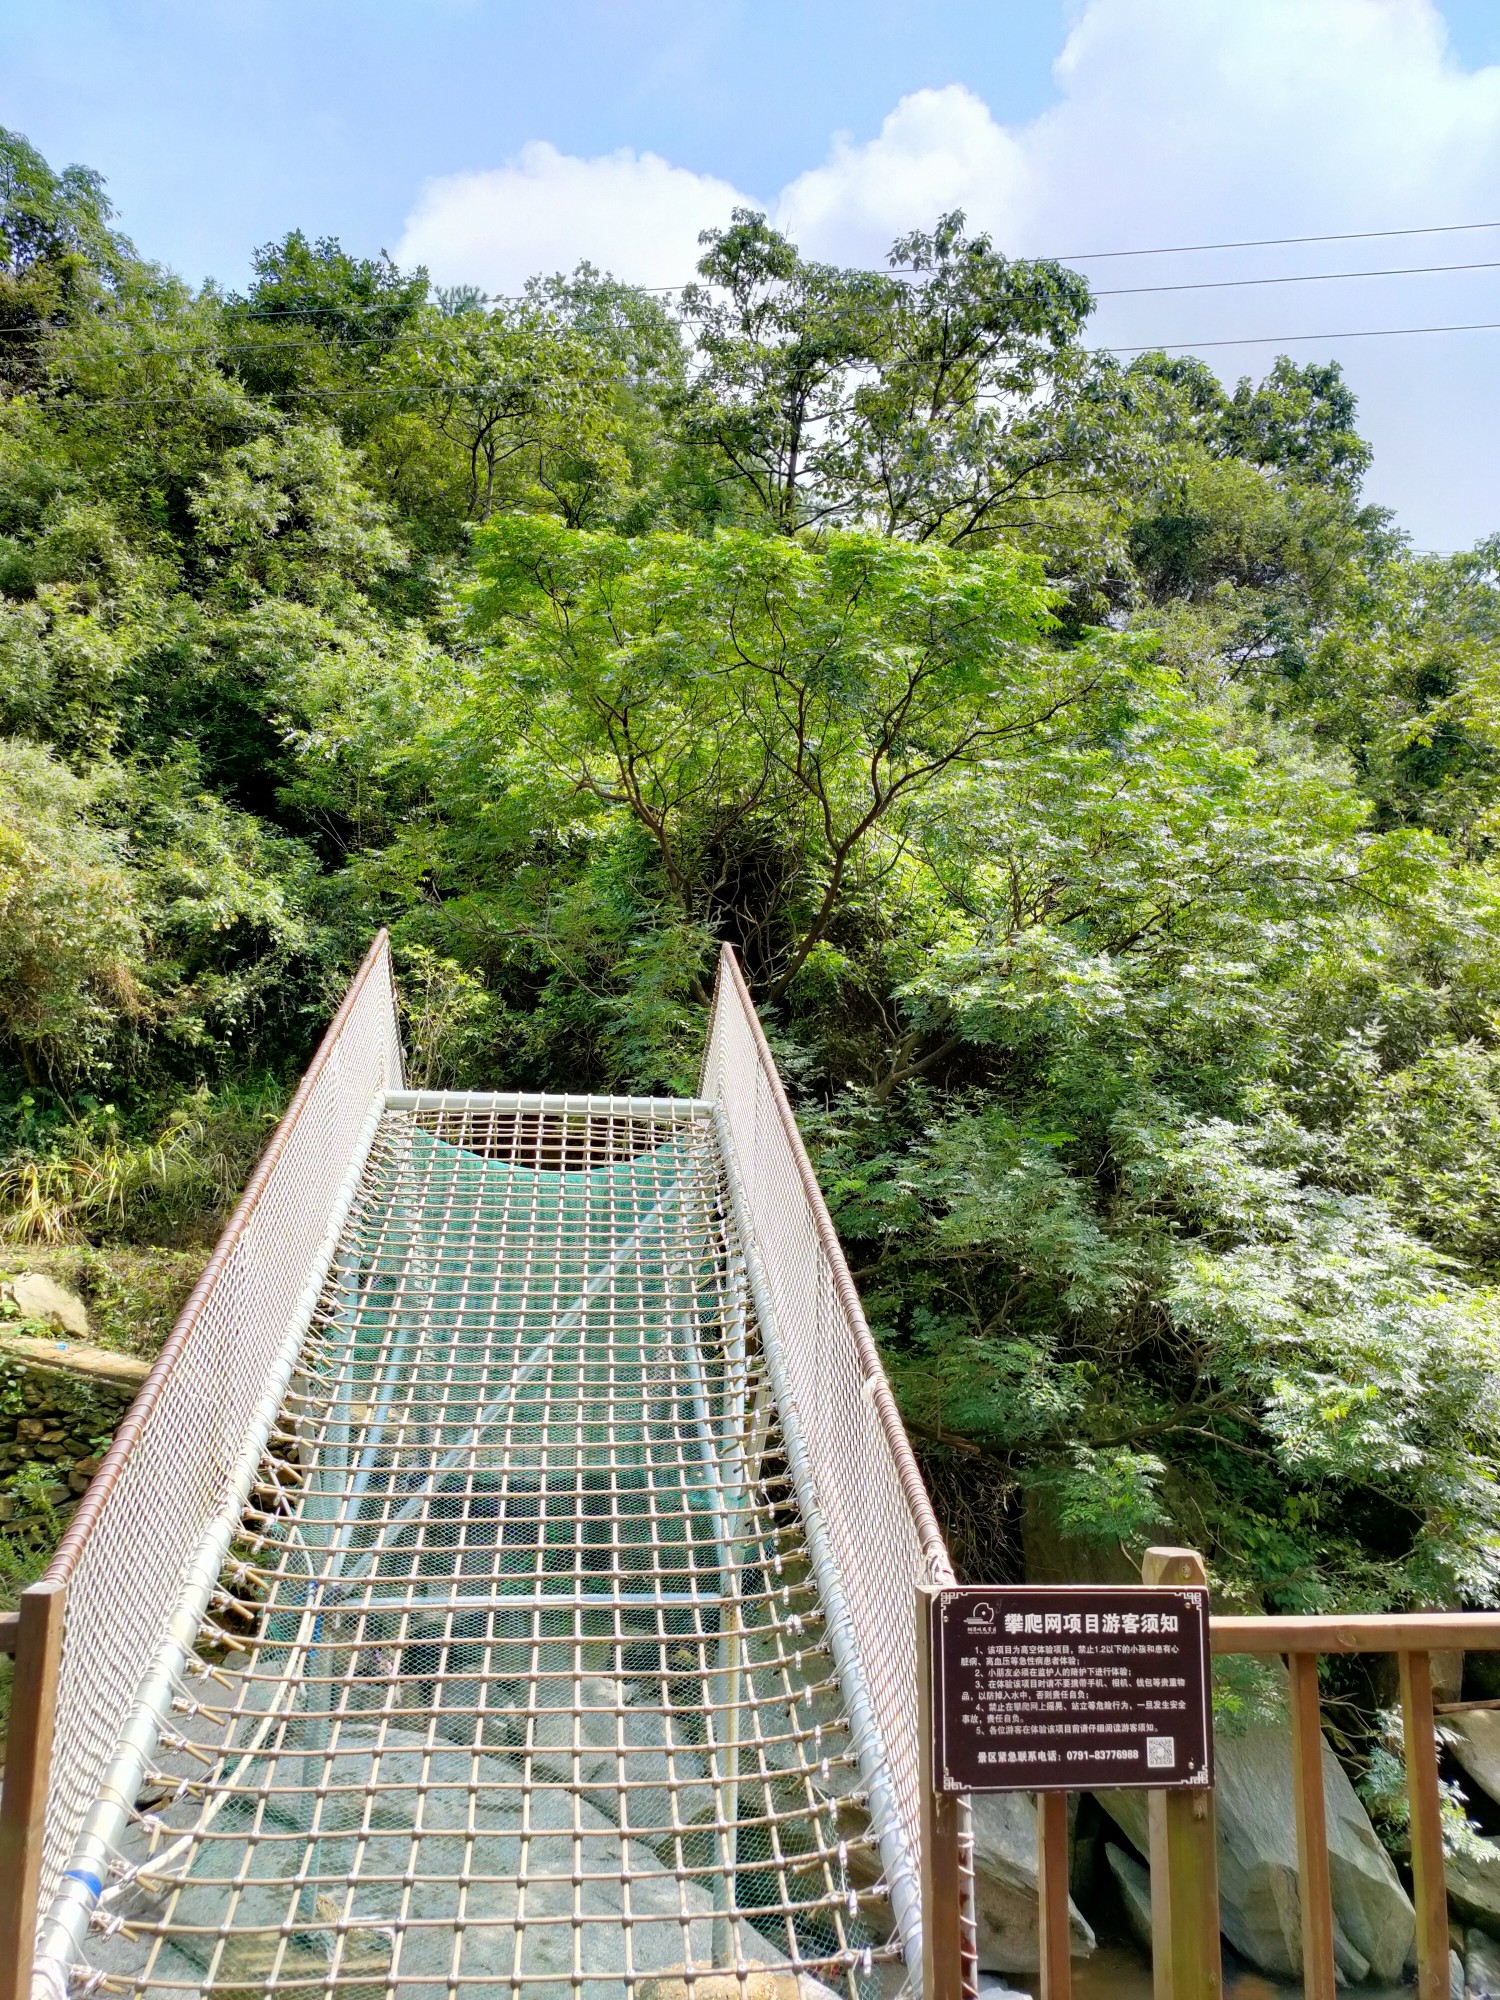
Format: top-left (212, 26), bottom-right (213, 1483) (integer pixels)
top-left (5, 123), bottom-right (1500, 1626)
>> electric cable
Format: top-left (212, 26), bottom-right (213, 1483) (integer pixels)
top-left (1093, 257), bottom-right (1500, 297)
top-left (1102, 318), bottom-right (1500, 354)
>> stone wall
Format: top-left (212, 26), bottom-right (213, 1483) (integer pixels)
top-left (0, 1334), bottom-right (149, 1519)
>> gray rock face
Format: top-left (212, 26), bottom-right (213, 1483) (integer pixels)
top-left (1104, 1842), bottom-right (1153, 1955)
top-left (7, 1270), bottom-right (89, 1337)
top-left (1467, 1924), bottom-right (1500, 1999)
top-left (637, 1968), bottom-right (843, 2000)
top-left (969, 1791), bottom-right (1094, 1973)
top-left (1098, 1723), bottom-right (1413, 1982)
top-left (94, 1653), bottom-right (885, 2000)
top-left (1442, 1711), bottom-right (1500, 1814)
top-left (1447, 1838), bottom-right (1500, 1929)
top-left (1432, 1651), bottom-right (1466, 1703)
top-left (106, 1744), bottom-right (725, 2000)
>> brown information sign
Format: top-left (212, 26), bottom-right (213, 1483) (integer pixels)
top-left (929, 1585), bottom-right (1211, 1792)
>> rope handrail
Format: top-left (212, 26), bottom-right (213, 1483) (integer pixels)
top-left (44, 930), bottom-right (401, 1585)
top-left (705, 945), bottom-right (953, 1579)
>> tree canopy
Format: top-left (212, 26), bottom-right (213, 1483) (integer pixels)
top-left (5, 124), bottom-right (1500, 1635)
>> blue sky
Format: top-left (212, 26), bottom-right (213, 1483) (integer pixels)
top-left (5, 0), bottom-right (1500, 548)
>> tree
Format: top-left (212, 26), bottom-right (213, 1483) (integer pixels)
top-left (4, 119), bottom-right (1500, 1637)
top-left (0, 125), bottom-right (138, 392)
top-left (680, 209), bottom-right (900, 531)
top-left (382, 301), bottom-right (627, 522)
top-left (680, 208), bottom-right (1142, 548)
top-left (1222, 356), bottom-right (1372, 494)
top-left (840, 212), bottom-right (1128, 545)
top-left (0, 741), bottom-right (141, 1083)
top-left (235, 231), bottom-right (428, 351)
top-left (466, 516), bottom-right (1110, 996)
top-left (222, 231), bottom-right (431, 439)
top-left (0, 127), bottom-right (133, 285)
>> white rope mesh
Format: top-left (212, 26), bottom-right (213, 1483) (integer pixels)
top-left (63, 1098), bottom-right (902, 1999)
top-left (35, 938), bottom-right (403, 1945)
top-left (30, 946), bottom-right (956, 2000)
top-left (698, 953), bottom-right (957, 1978)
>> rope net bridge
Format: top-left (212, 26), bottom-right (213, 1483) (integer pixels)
top-left (1, 938), bottom-right (964, 2000)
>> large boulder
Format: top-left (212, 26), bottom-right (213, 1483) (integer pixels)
top-left (969, 1791), bottom-right (1094, 1973)
top-left (1447, 1837), bottom-right (1500, 1930)
top-left (1442, 1711), bottom-right (1500, 1814)
top-left (1105, 1842), bottom-right (1153, 1955)
top-left (1468, 1926), bottom-right (1500, 1999)
top-left (6, 1270), bottom-right (89, 1337)
top-left (637, 1967), bottom-right (842, 2000)
top-left (1097, 1722), bottom-right (1413, 1982)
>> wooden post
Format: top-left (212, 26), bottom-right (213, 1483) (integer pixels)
top-left (1037, 1788), bottom-right (1073, 2000)
top-left (918, 1585), bottom-right (964, 2000)
top-left (1288, 1650), bottom-right (1337, 2000)
top-left (1143, 1549), bottom-right (1222, 2000)
top-left (0, 1577), bottom-right (66, 2000)
top-left (1400, 1649), bottom-right (1450, 2000)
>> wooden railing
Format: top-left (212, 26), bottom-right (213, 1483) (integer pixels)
top-left (1030, 1547), bottom-right (1500, 2000)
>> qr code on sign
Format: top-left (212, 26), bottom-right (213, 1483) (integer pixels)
top-left (1147, 1736), bottom-right (1176, 1770)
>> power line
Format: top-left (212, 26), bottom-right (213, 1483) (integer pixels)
top-left (4, 217), bottom-right (1496, 331)
top-left (1052, 218), bottom-right (1500, 261)
top-left (13, 317), bottom-right (1499, 409)
top-left (1094, 257), bottom-right (1500, 298)
top-left (1103, 318), bottom-right (1500, 354)
top-left (8, 275), bottom-right (1500, 383)
top-left (6, 248), bottom-right (1500, 352)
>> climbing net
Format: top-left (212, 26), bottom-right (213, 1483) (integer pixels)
top-left (71, 1098), bottom-right (905, 2000)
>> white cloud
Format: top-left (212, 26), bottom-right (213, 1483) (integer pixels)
top-left (396, 1), bottom-right (1500, 545)
top-left (774, 87), bottom-right (1027, 266)
top-left (396, 142), bottom-right (750, 294)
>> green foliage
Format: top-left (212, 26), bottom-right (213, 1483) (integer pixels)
top-left (0, 740), bottom-right (142, 1081)
top-left (3, 129), bottom-right (1500, 1643)
top-left (0, 1087), bottom-right (277, 1247)
top-left (383, 300), bottom-right (627, 523)
top-left (465, 517), bottom-right (1074, 994)
top-left (680, 208), bottom-right (1143, 583)
top-left (0, 1244), bottom-right (199, 1353)
top-left (0, 129), bottom-right (132, 285)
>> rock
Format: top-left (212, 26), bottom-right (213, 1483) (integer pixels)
top-left (637, 1965), bottom-right (842, 2000)
top-left (1102, 1839), bottom-right (1372, 1983)
top-left (106, 1754), bottom-right (726, 2000)
top-left (7, 1271), bottom-right (89, 1337)
top-left (0, 1330), bottom-right (148, 1386)
top-left (1098, 1719), bottom-right (1411, 1983)
top-left (516, 1669), bottom-right (719, 1836)
top-left (1448, 1839), bottom-right (1500, 1929)
top-left (969, 1791), bottom-right (1094, 1973)
top-left (1105, 1842), bottom-right (1153, 1955)
top-left (1021, 1491), bottom-right (1139, 1586)
top-left (1443, 1711), bottom-right (1500, 1813)
top-left (1433, 1651), bottom-right (1466, 1703)
top-left (1458, 1947), bottom-right (1470, 2000)
top-left (1467, 1925), bottom-right (1500, 1998)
